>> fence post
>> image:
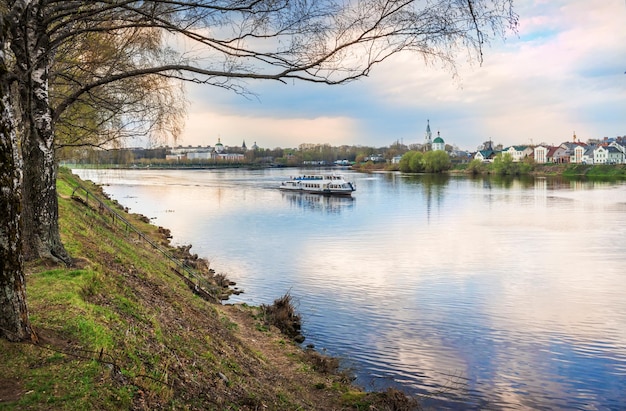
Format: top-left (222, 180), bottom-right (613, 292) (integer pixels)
top-left (72, 183), bottom-right (218, 303)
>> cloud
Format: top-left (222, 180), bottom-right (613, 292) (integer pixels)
top-left (177, 0), bottom-right (626, 151)
top-left (182, 109), bottom-right (362, 148)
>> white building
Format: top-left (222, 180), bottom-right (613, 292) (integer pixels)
top-left (572, 145), bottom-right (586, 164)
top-left (424, 119), bottom-right (432, 146)
top-left (432, 132), bottom-right (445, 151)
top-left (534, 146), bottom-right (549, 163)
top-left (503, 145), bottom-right (533, 162)
top-left (187, 150), bottom-right (212, 160)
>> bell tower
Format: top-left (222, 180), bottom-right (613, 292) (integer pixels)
top-left (424, 119), bottom-right (432, 146)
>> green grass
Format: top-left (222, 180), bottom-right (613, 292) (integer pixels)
top-left (561, 164), bottom-right (626, 178)
top-left (1, 168), bottom-right (415, 410)
top-left (28, 269), bottom-right (116, 349)
top-left (451, 161), bottom-right (626, 179)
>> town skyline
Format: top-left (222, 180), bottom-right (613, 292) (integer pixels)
top-left (149, 127), bottom-right (621, 153)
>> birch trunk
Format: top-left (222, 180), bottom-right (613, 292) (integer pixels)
top-left (11, 2), bottom-right (71, 265)
top-left (0, 34), bottom-right (36, 342)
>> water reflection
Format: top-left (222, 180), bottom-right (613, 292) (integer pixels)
top-left (386, 173), bottom-right (451, 223)
top-left (71, 168), bottom-right (626, 410)
top-left (281, 191), bottom-right (354, 213)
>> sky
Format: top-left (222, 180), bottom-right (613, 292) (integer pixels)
top-left (173, 0), bottom-right (625, 152)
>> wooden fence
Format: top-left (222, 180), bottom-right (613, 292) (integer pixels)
top-left (71, 184), bottom-right (220, 303)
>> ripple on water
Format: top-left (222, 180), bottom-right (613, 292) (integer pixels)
top-left (73, 169), bottom-right (626, 410)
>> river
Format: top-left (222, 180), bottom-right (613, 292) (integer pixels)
top-left (72, 167), bottom-right (626, 410)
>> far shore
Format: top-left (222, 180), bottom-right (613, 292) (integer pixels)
top-left (66, 161), bottom-right (626, 179)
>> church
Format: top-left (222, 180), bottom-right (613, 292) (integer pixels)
top-left (424, 120), bottom-right (445, 151)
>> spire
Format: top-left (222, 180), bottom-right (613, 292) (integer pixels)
top-left (424, 119), bottom-right (432, 145)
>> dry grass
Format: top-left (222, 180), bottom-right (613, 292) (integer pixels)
top-left (260, 293), bottom-right (305, 343)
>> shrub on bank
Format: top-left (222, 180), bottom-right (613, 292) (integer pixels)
top-left (260, 293), bottom-right (305, 343)
top-left (466, 159), bottom-right (487, 175)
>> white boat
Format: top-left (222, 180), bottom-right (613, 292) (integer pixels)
top-left (279, 174), bottom-right (356, 196)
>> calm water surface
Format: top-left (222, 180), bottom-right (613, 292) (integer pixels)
top-left (73, 168), bottom-right (626, 410)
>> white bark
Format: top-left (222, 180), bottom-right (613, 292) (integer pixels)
top-left (0, 22), bottom-right (35, 341)
top-left (11, 0), bottom-right (71, 264)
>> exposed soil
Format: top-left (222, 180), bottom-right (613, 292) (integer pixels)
top-left (0, 376), bottom-right (22, 403)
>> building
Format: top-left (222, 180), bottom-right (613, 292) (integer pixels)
top-left (432, 132), bottom-right (445, 151)
top-left (534, 146), bottom-right (545, 163)
top-left (581, 146), bottom-right (594, 164)
top-left (214, 138), bottom-right (224, 154)
top-left (166, 145), bottom-right (213, 160)
top-left (187, 150), bottom-right (212, 160)
top-left (502, 145), bottom-right (533, 162)
top-left (606, 147), bottom-right (624, 164)
top-left (210, 137), bottom-right (244, 161)
top-left (572, 144), bottom-right (587, 164)
top-left (474, 149), bottom-right (497, 162)
top-left (424, 119), bottom-right (432, 146)
top-left (594, 146), bottom-right (624, 164)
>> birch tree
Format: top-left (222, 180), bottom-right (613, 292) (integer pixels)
top-left (0, 63), bottom-right (34, 342)
top-left (1, 0), bottom-right (517, 341)
top-left (1, 0), bottom-right (37, 343)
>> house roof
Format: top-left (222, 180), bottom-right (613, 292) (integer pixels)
top-left (562, 142), bottom-right (587, 150)
top-left (477, 150), bottom-right (495, 158)
top-left (547, 146), bottom-right (560, 157)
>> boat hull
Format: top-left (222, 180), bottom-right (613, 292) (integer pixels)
top-left (279, 174), bottom-right (355, 196)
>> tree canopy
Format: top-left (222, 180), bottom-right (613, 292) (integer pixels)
top-left (399, 150), bottom-right (451, 173)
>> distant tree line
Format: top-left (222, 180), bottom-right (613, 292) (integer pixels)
top-left (64, 143), bottom-right (422, 166)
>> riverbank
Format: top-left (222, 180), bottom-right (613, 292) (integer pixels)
top-left (354, 161), bottom-right (626, 178)
top-left (0, 169), bottom-right (416, 410)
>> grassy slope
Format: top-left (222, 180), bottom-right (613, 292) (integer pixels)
top-left (0, 169), bottom-right (414, 410)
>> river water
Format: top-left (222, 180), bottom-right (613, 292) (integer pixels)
top-left (73, 168), bottom-right (626, 410)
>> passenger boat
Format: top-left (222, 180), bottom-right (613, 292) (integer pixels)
top-left (279, 174), bottom-right (356, 196)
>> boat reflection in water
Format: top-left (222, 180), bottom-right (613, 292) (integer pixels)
top-left (281, 191), bottom-right (354, 213)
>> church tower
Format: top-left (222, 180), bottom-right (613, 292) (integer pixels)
top-left (424, 119), bottom-right (432, 146)
top-left (214, 137), bottom-right (224, 153)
